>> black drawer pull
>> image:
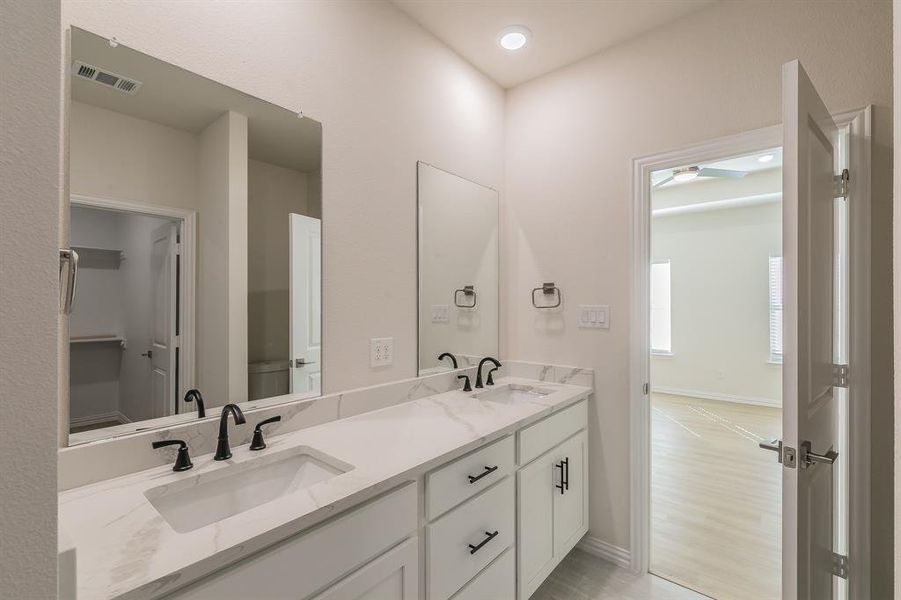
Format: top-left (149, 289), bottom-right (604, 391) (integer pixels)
top-left (555, 458), bottom-right (569, 495)
top-left (468, 530), bottom-right (499, 554)
top-left (468, 465), bottom-right (498, 484)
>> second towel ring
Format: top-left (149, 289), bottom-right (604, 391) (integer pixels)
top-left (532, 282), bottom-right (561, 309)
top-left (455, 285), bottom-right (477, 308)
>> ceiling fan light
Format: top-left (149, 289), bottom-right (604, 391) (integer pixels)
top-left (672, 166), bottom-right (700, 182)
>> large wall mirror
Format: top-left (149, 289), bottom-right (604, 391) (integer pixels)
top-left (66, 28), bottom-right (322, 444)
top-left (417, 162), bottom-right (499, 374)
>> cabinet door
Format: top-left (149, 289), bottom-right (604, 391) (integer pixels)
top-left (553, 431), bottom-right (588, 556)
top-left (517, 451), bottom-right (555, 597)
top-left (314, 537), bottom-right (418, 600)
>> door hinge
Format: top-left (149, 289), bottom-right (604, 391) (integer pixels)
top-left (174, 242), bottom-right (181, 256)
top-left (833, 169), bottom-right (850, 199)
top-left (831, 552), bottom-right (849, 579)
top-left (832, 363), bottom-right (849, 388)
top-left (642, 382), bottom-right (650, 395)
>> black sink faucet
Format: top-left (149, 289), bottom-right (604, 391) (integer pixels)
top-left (183, 389), bottom-right (205, 418)
top-left (438, 352), bottom-right (458, 369)
top-left (214, 404), bottom-right (246, 460)
top-left (475, 357), bottom-right (502, 389)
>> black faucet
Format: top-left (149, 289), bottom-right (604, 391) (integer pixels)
top-left (151, 439), bottom-right (193, 471)
top-left (438, 352), bottom-right (459, 369)
top-left (249, 416), bottom-right (282, 451)
top-left (475, 357), bottom-right (502, 389)
top-left (486, 367), bottom-right (499, 386)
top-left (183, 389), bottom-right (205, 418)
top-left (457, 374), bottom-right (472, 392)
top-left (214, 404), bottom-right (246, 460)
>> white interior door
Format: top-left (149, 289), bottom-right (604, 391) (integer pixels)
top-left (150, 221), bottom-right (178, 417)
top-left (781, 59), bottom-right (840, 599)
top-left (289, 213), bottom-right (321, 395)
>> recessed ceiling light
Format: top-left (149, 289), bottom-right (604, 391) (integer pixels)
top-left (499, 25), bottom-right (531, 51)
top-left (758, 154), bottom-right (775, 163)
top-left (672, 166), bottom-right (700, 182)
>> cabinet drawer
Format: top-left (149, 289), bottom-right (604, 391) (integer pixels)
top-left (451, 547), bottom-right (514, 600)
top-left (427, 477), bottom-right (514, 600)
top-left (426, 436), bottom-right (514, 519)
top-left (518, 400), bottom-right (587, 466)
top-left (166, 483), bottom-right (417, 600)
top-left (313, 536), bottom-right (419, 600)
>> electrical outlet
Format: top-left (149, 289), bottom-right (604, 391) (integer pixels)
top-left (370, 337), bottom-right (394, 367)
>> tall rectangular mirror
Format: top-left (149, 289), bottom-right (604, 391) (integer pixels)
top-left (66, 28), bottom-right (322, 444)
top-left (417, 162), bottom-right (499, 374)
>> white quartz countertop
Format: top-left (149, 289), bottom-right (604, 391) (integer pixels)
top-left (59, 377), bottom-right (590, 599)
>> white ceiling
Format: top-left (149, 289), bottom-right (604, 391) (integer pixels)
top-left (391, 0), bottom-right (716, 88)
top-left (71, 28), bottom-right (321, 172)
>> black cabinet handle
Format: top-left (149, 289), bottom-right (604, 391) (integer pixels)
top-left (468, 530), bottom-right (499, 554)
top-left (555, 458), bottom-right (569, 494)
top-left (468, 465), bottom-right (498, 484)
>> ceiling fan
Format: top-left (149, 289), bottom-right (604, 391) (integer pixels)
top-left (653, 165), bottom-right (749, 188)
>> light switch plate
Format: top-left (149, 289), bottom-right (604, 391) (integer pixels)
top-left (431, 304), bottom-right (450, 323)
top-left (370, 337), bottom-right (394, 367)
top-left (578, 305), bottom-right (609, 329)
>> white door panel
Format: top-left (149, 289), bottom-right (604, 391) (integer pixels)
top-left (782, 59), bottom-right (839, 599)
top-left (289, 213), bottom-right (321, 395)
top-left (150, 222), bottom-right (178, 418)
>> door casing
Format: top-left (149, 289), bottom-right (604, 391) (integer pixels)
top-left (629, 107), bottom-right (872, 598)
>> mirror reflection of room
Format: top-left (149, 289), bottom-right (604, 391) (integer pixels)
top-left (67, 28), bottom-right (322, 442)
top-left (417, 162), bottom-right (499, 374)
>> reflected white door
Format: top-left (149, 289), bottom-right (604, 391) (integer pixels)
top-left (289, 213), bottom-right (321, 394)
top-left (150, 222), bottom-right (178, 417)
top-left (781, 59), bottom-right (840, 599)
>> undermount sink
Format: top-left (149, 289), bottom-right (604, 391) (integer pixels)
top-left (145, 448), bottom-right (351, 533)
top-left (474, 383), bottom-right (552, 405)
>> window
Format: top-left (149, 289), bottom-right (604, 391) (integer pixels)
top-left (768, 256), bottom-right (783, 363)
top-left (650, 261), bottom-right (672, 354)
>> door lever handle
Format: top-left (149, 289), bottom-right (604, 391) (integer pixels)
top-left (758, 438), bottom-right (783, 463)
top-left (801, 440), bottom-right (838, 467)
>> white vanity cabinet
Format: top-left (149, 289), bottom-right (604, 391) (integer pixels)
top-left (516, 402), bottom-right (589, 598)
top-left (161, 397), bottom-right (589, 600)
top-left (164, 484), bottom-right (418, 600)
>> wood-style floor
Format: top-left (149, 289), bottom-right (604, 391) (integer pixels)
top-left (533, 548), bottom-right (702, 600)
top-left (651, 393), bottom-right (782, 600)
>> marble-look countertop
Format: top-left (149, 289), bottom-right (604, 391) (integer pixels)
top-left (59, 377), bottom-right (590, 599)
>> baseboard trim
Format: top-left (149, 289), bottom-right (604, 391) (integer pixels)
top-left (577, 535), bottom-right (631, 569)
top-left (651, 386), bottom-right (781, 408)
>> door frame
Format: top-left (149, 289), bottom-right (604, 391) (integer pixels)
top-left (69, 193), bottom-right (197, 406)
top-left (629, 107), bottom-right (871, 597)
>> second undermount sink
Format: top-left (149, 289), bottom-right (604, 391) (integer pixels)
top-left (145, 448), bottom-right (351, 533)
top-left (474, 383), bottom-right (552, 405)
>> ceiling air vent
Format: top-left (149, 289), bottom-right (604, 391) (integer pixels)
top-left (73, 61), bottom-right (142, 95)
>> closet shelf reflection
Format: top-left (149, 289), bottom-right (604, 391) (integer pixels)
top-left (70, 335), bottom-right (127, 350)
top-left (71, 246), bottom-right (125, 269)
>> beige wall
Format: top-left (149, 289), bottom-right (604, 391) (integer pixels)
top-left (504, 1), bottom-right (893, 589)
top-left (651, 201), bottom-right (782, 405)
top-left (196, 111), bottom-right (249, 404)
top-left (61, 0), bottom-right (506, 394)
top-left (0, 0), bottom-right (61, 596)
top-left (894, 1), bottom-right (901, 596)
top-left (247, 158), bottom-right (314, 363)
top-left (70, 101), bottom-right (199, 209)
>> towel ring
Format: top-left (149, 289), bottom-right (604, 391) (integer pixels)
top-left (532, 282), bottom-right (561, 309)
top-left (454, 285), bottom-right (477, 308)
